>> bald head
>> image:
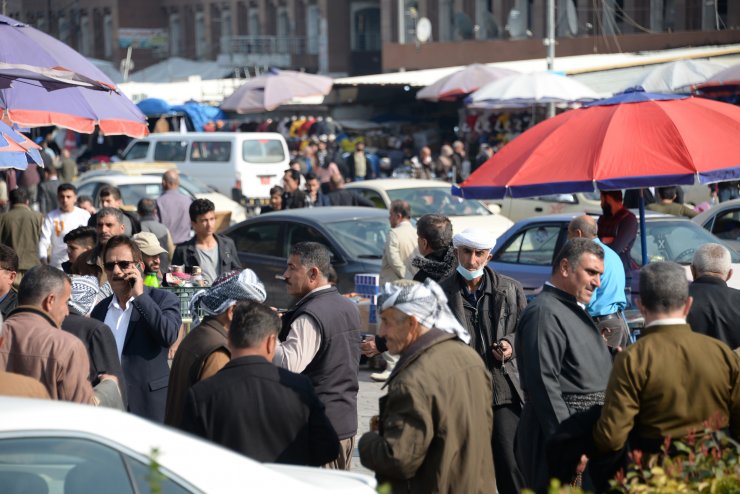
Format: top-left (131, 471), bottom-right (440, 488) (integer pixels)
top-left (568, 215), bottom-right (598, 240)
top-left (162, 169), bottom-right (180, 190)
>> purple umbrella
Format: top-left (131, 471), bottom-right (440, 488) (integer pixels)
top-left (0, 62), bottom-right (115, 91)
top-left (416, 64), bottom-right (519, 102)
top-left (0, 15), bottom-right (148, 137)
top-left (221, 68), bottom-right (333, 113)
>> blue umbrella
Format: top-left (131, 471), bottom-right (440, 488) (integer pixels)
top-left (0, 120), bottom-right (42, 170)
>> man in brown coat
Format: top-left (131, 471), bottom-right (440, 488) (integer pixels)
top-left (0, 314), bottom-right (49, 399)
top-left (0, 188), bottom-right (43, 278)
top-left (359, 279), bottom-right (495, 493)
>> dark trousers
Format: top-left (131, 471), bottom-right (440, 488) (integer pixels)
top-left (494, 402), bottom-right (525, 494)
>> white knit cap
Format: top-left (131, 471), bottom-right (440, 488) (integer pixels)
top-left (452, 227), bottom-right (496, 250)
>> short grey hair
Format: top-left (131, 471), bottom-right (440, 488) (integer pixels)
top-left (96, 207), bottom-right (124, 225)
top-left (692, 243), bottom-right (731, 277)
top-left (552, 238), bottom-right (604, 275)
top-left (18, 265), bottom-right (69, 306)
top-left (639, 261), bottom-right (689, 313)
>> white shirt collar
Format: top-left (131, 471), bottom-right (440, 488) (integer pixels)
top-left (645, 317), bottom-right (686, 328)
top-left (109, 296), bottom-right (135, 311)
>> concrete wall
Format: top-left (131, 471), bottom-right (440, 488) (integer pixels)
top-left (382, 29), bottom-right (740, 71)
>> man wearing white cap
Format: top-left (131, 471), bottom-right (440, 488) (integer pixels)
top-left (165, 269), bottom-right (267, 428)
top-left (440, 227), bottom-right (526, 494)
top-left (358, 279), bottom-right (495, 493)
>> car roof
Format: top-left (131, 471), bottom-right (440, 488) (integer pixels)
top-left (510, 210), bottom-right (680, 226)
top-left (77, 174), bottom-right (159, 186)
top-left (132, 132), bottom-right (282, 140)
top-left (0, 397), bottom-right (373, 493)
top-left (345, 178), bottom-right (452, 190)
top-left (243, 206), bottom-right (388, 222)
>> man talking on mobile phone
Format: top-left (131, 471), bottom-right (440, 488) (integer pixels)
top-left (90, 235), bottom-right (181, 422)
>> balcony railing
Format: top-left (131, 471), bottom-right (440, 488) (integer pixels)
top-left (221, 35), bottom-right (317, 56)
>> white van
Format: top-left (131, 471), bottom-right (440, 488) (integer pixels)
top-left (121, 132), bottom-right (289, 205)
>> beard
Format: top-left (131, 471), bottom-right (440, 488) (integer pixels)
top-left (601, 204), bottom-right (613, 217)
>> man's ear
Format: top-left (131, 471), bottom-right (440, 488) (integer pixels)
top-left (41, 293), bottom-right (55, 314)
top-left (266, 333), bottom-right (277, 355)
top-left (726, 268), bottom-right (733, 282)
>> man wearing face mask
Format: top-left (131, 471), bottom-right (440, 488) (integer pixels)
top-left (440, 227), bottom-right (526, 494)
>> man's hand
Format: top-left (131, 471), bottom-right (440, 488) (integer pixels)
top-left (492, 340), bottom-right (513, 362)
top-left (126, 267), bottom-right (144, 297)
top-left (361, 335), bottom-right (380, 358)
top-left (369, 415), bottom-right (380, 433)
top-left (98, 373), bottom-right (119, 385)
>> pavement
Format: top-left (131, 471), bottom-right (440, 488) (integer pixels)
top-left (350, 368), bottom-right (386, 475)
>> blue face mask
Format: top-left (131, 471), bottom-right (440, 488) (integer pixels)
top-left (457, 264), bottom-right (485, 281)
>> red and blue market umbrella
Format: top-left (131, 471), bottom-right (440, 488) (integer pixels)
top-left (0, 15), bottom-right (147, 137)
top-left (453, 87), bottom-right (740, 262)
top-left (0, 120), bottom-right (42, 170)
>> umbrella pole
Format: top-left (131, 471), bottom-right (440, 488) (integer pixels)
top-left (639, 189), bottom-right (648, 266)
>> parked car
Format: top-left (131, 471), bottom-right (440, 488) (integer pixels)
top-left (75, 170), bottom-right (247, 225)
top-left (224, 207), bottom-right (389, 309)
top-left (489, 212), bottom-right (740, 296)
top-left (693, 198), bottom-right (740, 252)
top-left (345, 179), bottom-right (513, 239)
top-left (120, 132), bottom-right (290, 206)
top-left (485, 192), bottom-right (603, 222)
top-left (0, 397), bottom-right (375, 494)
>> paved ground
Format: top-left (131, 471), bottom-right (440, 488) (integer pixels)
top-left (351, 369), bottom-right (385, 475)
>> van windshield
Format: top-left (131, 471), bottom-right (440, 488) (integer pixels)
top-left (243, 139), bottom-right (285, 164)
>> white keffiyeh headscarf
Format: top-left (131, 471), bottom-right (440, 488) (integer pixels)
top-left (189, 269), bottom-right (267, 326)
top-left (69, 275), bottom-right (101, 316)
top-left (379, 278), bottom-right (470, 344)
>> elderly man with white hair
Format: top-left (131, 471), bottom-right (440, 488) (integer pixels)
top-left (440, 227), bottom-right (526, 494)
top-left (358, 278), bottom-right (495, 493)
top-left (165, 269), bottom-right (267, 427)
top-left (687, 243), bottom-right (740, 349)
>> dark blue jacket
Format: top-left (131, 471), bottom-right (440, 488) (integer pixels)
top-left (91, 287), bottom-right (181, 422)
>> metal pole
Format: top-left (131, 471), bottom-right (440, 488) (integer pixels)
top-left (546, 0), bottom-right (555, 118)
top-left (398, 0), bottom-right (405, 44)
top-left (639, 189), bottom-right (648, 266)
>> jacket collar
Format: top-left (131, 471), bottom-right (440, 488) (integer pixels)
top-left (7, 305), bottom-right (59, 328)
top-left (197, 316), bottom-right (229, 340)
top-left (692, 275), bottom-right (728, 287)
top-left (641, 323), bottom-right (692, 337)
top-left (225, 355), bottom-right (271, 369)
top-left (383, 329), bottom-right (456, 388)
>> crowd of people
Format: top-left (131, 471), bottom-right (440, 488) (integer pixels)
top-left (0, 143), bottom-right (740, 493)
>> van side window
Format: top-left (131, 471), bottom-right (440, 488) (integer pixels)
top-left (123, 141), bottom-right (149, 160)
top-left (243, 139), bottom-right (285, 164)
top-left (190, 141), bottom-right (231, 162)
top-left (153, 141), bottom-right (188, 161)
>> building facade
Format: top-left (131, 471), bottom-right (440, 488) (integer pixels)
top-left (11, 0), bottom-right (740, 77)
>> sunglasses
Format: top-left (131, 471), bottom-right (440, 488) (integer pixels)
top-left (103, 260), bottom-right (136, 271)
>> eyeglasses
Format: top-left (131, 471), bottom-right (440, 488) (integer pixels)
top-left (103, 260), bottom-right (136, 271)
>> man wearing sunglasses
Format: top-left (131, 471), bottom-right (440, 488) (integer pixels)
top-left (90, 235), bottom-right (181, 423)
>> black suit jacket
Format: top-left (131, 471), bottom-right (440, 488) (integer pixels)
top-left (687, 275), bottom-right (740, 349)
top-left (172, 234), bottom-right (241, 278)
top-left (180, 356), bottom-right (340, 466)
top-left (90, 287), bottom-right (181, 422)
top-left (62, 311), bottom-right (126, 404)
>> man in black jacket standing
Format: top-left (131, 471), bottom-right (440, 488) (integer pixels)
top-left (687, 243), bottom-right (740, 349)
top-left (173, 199), bottom-right (241, 285)
top-left (180, 301), bottom-right (339, 465)
top-left (276, 242), bottom-right (361, 470)
top-left (440, 227), bottom-right (527, 494)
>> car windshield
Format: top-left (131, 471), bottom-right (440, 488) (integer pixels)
top-left (631, 219), bottom-right (740, 265)
top-left (323, 217), bottom-right (389, 259)
top-left (178, 174), bottom-right (213, 193)
top-left (243, 139), bottom-right (285, 164)
top-left (386, 187), bottom-right (491, 217)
